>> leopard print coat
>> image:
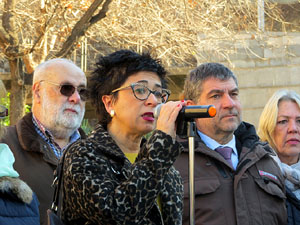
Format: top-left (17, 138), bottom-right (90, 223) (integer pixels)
top-left (61, 124), bottom-right (183, 225)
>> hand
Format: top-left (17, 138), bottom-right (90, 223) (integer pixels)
top-left (156, 101), bottom-right (186, 139)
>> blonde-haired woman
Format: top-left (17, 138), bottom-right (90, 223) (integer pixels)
top-left (258, 89), bottom-right (300, 225)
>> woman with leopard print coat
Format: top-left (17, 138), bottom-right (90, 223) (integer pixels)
top-left (61, 50), bottom-right (184, 225)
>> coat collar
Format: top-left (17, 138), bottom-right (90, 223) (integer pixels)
top-left (178, 122), bottom-right (259, 153)
top-left (15, 112), bottom-right (86, 165)
top-left (89, 124), bottom-right (146, 161)
top-left (89, 124), bottom-right (126, 160)
top-left (16, 113), bottom-right (42, 153)
top-left (0, 176), bottom-right (33, 204)
top-left (177, 122), bottom-right (272, 170)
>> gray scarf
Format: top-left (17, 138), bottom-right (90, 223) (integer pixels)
top-left (272, 154), bottom-right (300, 200)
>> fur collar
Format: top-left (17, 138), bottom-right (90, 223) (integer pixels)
top-left (0, 176), bottom-right (33, 204)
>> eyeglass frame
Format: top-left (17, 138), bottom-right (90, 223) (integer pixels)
top-left (39, 80), bottom-right (88, 101)
top-left (111, 83), bottom-right (171, 103)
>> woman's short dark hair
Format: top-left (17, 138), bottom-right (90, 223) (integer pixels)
top-left (89, 49), bottom-right (167, 126)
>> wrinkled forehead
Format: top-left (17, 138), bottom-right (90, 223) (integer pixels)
top-left (45, 62), bottom-right (86, 85)
top-left (200, 77), bottom-right (238, 93)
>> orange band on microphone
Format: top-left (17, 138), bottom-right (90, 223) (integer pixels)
top-left (208, 106), bottom-right (216, 117)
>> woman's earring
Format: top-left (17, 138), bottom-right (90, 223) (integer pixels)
top-left (110, 110), bottom-right (115, 118)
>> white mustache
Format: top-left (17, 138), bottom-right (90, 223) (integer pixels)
top-left (61, 103), bottom-right (81, 114)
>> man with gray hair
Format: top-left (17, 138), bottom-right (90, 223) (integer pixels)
top-left (1, 58), bottom-right (87, 225)
top-left (174, 62), bottom-right (287, 225)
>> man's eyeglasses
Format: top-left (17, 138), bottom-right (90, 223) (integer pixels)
top-left (111, 83), bottom-right (171, 104)
top-left (40, 80), bottom-right (88, 101)
top-left (0, 105), bottom-right (8, 118)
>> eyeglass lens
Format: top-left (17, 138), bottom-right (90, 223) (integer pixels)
top-left (132, 84), bottom-right (168, 103)
top-left (60, 85), bottom-right (88, 101)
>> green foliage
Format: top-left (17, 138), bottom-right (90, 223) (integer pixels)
top-left (25, 104), bottom-right (31, 113)
top-left (0, 92), bottom-right (31, 126)
top-left (80, 118), bottom-right (93, 135)
top-left (0, 92), bottom-right (10, 126)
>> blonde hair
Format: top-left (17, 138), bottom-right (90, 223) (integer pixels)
top-left (258, 89), bottom-right (300, 151)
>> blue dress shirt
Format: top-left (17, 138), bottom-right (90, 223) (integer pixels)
top-left (197, 130), bottom-right (238, 170)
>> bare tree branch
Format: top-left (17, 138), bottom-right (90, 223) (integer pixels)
top-left (29, 7), bottom-right (58, 54)
top-left (90, 0), bottom-right (111, 25)
top-left (0, 26), bottom-right (9, 50)
top-left (55, 0), bottom-right (113, 58)
top-left (0, 0), bottom-right (300, 124)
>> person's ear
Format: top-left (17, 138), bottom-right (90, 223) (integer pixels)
top-left (32, 82), bottom-right (41, 103)
top-left (102, 95), bottom-right (114, 115)
top-left (186, 99), bottom-right (196, 106)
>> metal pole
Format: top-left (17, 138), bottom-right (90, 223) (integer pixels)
top-left (84, 37), bottom-right (87, 72)
top-left (81, 40), bottom-right (84, 71)
top-left (258, 0), bottom-right (265, 32)
top-left (187, 121), bottom-right (196, 225)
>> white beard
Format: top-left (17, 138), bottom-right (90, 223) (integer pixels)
top-left (40, 92), bottom-right (85, 139)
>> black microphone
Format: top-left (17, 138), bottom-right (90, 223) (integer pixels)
top-left (154, 104), bottom-right (216, 137)
top-left (154, 104), bottom-right (216, 119)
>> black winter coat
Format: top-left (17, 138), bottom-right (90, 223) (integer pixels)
top-left (286, 186), bottom-right (300, 225)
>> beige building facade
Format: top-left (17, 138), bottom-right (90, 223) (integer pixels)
top-left (168, 32), bottom-right (300, 128)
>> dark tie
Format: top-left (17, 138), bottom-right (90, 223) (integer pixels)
top-left (215, 146), bottom-right (233, 167)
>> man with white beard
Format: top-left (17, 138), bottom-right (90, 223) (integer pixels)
top-left (1, 58), bottom-right (87, 225)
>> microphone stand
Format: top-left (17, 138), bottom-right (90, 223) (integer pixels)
top-left (187, 121), bottom-right (196, 225)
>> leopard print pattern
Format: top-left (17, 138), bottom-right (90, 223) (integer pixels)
top-left (61, 124), bottom-right (183, 225)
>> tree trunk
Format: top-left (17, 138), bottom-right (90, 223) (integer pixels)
top-left (9, 59), bottom-right (28, 125)
top-left (1, 0), bottom-right (113, 124)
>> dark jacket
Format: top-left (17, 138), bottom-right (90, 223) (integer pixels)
top-left (286, 186), bottom-right (300, 225)
top-left (0, 176), bottom-right (40, 225)
top-left (0, 112), bottom-right (86, 225)
top-left (174, 122), bottom-right (287, 225)
top-left (61, 124), bottom-right (184, 225)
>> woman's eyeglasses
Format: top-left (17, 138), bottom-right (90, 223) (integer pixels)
top-left (40, 80), bottom-right (88, 101)
top-left (0, 105), bottom-right (8, 118)
top-left (111, 83), bottom-right (171, 103)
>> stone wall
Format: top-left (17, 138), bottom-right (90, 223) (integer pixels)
top-left (219, 32), bottom-right (300, 128)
